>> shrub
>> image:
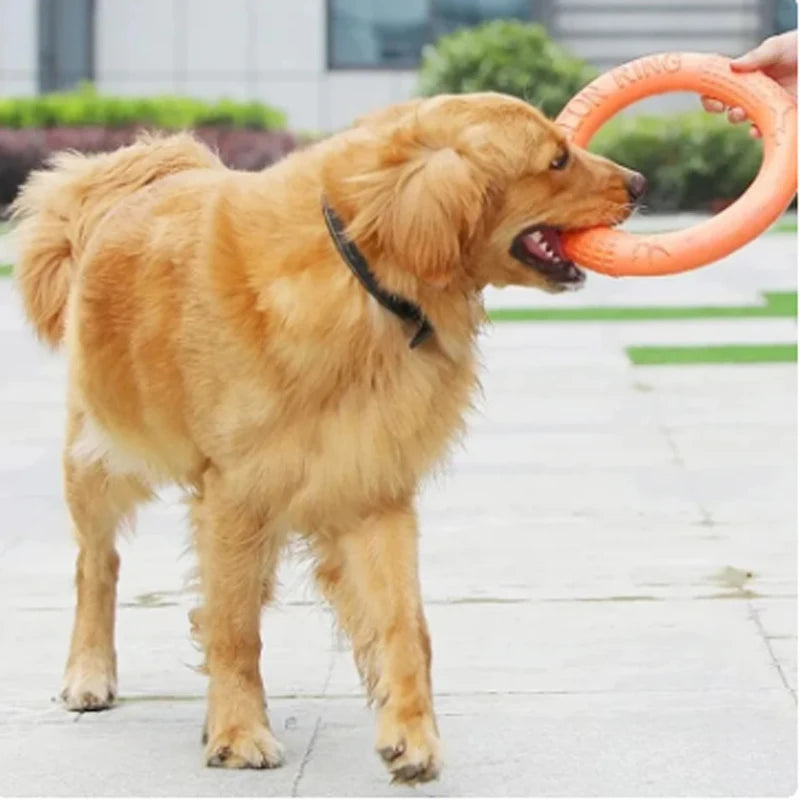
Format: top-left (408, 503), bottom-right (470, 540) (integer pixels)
top-left (417, 19), bottom-right (771, 212)
top-left (0, 126), bottom-right (300, 206)
top-left (0, 83), bottom-right (286, 130)
top-left (0, 84), bottom-right (777, 214)
top-left (0, 85), bottom-right (299, 205)
top-left (418, 20), bottom-right (596, 118)
top-left (590, 111), bottom-right (764, 212)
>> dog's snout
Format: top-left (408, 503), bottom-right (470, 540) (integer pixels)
top-left (626, 172), bottom-right (647, 204)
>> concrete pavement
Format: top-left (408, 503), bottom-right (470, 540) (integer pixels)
top-left (0, 226), bottom-right (796, 796)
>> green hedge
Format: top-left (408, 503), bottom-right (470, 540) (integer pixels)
top-left (419, 20), bottom-right (596, 118)
top-left (591, 111), bottom-right (764, 211)
top-left (418, 19), bottom-right (771, 211)
top-left (0, 78), bottom-right (778, 212)
top-left (0, 83), bottom-right (286, 130)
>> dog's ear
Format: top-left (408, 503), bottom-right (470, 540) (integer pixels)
top-left (347, 147), bottom-right (486, 289)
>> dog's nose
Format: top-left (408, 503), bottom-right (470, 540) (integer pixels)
top-left (626, 172), bottom-right (647, 204)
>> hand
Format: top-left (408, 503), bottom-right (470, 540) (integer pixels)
top-left (701, 30), bottom-right (798, 138)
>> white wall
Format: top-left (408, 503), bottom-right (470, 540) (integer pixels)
top-left (3, 0), bottom-right (768, 129)
top-left (93, 0), bottom-right (420, 133)
top-left (0, 0), bottom-right (38, 96)
top-left (554, 0), bottom-right (761, 63)
top-left (93, 0), bottom-right (419, 133)
top-left (552, 0), bottom-right (763, 115)
top-left (321, 71), bottom-right (418, 131)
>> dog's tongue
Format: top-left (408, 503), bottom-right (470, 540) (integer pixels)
top-left (522, 228), bottom-right (567, 262)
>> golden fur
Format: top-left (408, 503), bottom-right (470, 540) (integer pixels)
top-left (13, 92), bottom-right (638, 783)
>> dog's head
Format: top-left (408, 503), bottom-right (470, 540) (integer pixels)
top-left (323, 92), bottom-right (645, 294)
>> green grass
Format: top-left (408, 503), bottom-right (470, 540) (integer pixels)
top-left (622, 216), bottom-right (796, 236)
top-left (627, 343), bottom-right (797, 366)
top-left (488, 291), bottom-right (797, 323)
top-left (770, 218), bottom-right (798, 234)
top-left (0, 257), bottom-right (794, 367)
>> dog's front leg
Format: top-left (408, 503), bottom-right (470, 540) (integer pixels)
top-left (315, 504), bottom-right (440, 783)
top-left (192, 468), bottom-right (284, 769)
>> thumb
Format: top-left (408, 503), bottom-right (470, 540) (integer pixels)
top-left (731, 37), bottom-right (783, 72)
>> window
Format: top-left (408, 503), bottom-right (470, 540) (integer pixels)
top-left (773, 0), bottom-right (797, 33)
top-left (38, 0), bottom-right (94, 92)
top-left (328, 0), bottom-right (539, 69)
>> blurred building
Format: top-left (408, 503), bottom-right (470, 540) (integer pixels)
top-left (0, 0), bottom-right (796, 131)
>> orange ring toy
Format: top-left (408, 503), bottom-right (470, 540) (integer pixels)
top-left (555, 52), bottom-right (798, 277)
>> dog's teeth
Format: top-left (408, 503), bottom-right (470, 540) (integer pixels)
top-left (532, 231), bottom-right (543, 241)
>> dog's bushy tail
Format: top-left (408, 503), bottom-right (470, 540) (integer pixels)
top-left (11, 132), bottom-right (221, 348)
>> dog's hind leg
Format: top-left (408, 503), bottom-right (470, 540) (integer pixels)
top-left (61, 409), bottom-right (150, 711)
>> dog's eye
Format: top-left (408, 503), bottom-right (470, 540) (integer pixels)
top-left (550, 150), bottom-right (569, 170)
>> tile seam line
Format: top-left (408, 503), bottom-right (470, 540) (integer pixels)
top-left (291, 642), bottom-right (335, 795)
top-left (747, 601), bottom-right (797, 705)
top-left (659, 422), bottom-right (715, 526)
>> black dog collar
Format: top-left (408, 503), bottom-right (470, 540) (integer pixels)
top-left (321, 198), bottom-right (434, 349)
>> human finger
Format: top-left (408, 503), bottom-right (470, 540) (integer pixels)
top-left (701, 96), bottom-right (726, 113)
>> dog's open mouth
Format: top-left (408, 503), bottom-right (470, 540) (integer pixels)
top-left (510, 225), bottom-right (586, 289)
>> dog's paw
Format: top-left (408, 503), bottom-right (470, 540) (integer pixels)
top-left (205, 724), bottom-right (285, 770)
top-left (376, 711), bottom-right (441, 784)
top-left (61, 661), bottom-right (117, 711)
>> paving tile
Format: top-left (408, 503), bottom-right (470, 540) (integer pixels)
top-left (0, 229), bottom-right (795, 796)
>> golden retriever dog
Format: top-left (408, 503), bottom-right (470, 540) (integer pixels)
top-left (12, 92), bottom-right (644, 783)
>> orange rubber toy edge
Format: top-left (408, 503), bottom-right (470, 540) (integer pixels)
top-left (555, 52), bottom-right (798, 277)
